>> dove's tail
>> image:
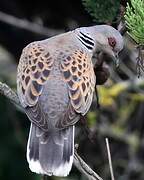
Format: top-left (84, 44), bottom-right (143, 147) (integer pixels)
top-left (27, 123), bottom-right (74, 176)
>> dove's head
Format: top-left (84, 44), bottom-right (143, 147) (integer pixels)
top-left (79, 25), bottom-right (124, 66)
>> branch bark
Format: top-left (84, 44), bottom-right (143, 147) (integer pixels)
top-left (0, 81), bottom-right (103, 180)
top-left (0, 82), bottom-right (20, 106)
top-left (74, 150), bottom-right (103, 180)
top-left (0, 11), bottom-right (63, 37)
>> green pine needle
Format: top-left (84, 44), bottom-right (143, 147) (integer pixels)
top-left (125, 0), bottom-right (144, 45)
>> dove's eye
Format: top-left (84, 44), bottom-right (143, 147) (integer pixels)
top-left (108, 37), bottom-right (116, 48)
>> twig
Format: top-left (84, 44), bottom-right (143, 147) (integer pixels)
top-left (119, 23), bottom-right (127, 36)
top-left (0, 82), bottom-right (20, 106)
top-left (136, 45), bottom-right (144, 78)
top-left (74, 150), bottom-right (103, 180)
top-left (0, 81), bottom-right (103, 180)
top-left (105, 138), bottom-right (115, 180)
top-left (0, 11), bottom-right (63, 37)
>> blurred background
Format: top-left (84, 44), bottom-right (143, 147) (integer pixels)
top-left (0, 0), bottom-right (144, 180)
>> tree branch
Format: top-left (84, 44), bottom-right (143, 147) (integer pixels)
top-left (0, 11), bottom-right (63, 37)
top-left (0, 81), bottom-right (103, 180)
top-left (74, 150), bottom-right (103, 180)
top-left (0, 82), bottom-right (20, 106)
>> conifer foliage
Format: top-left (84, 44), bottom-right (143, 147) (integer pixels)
top-left (82, 0), bottom-right (120, 23)
top-left (125, 0), bottom-right (144, 45)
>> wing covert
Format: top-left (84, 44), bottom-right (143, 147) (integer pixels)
top-left (61, 48), bottom-right (96, 115)
top-left (17, 42), bottom-right (54, 107)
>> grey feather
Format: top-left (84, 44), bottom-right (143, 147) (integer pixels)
top-left (27, 123), bottom-right (74, 176)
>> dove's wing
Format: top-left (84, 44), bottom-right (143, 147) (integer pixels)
top-left (17, 42), bottom-right (54, 130)
top-left (60, 48), bottom-right (96, 115)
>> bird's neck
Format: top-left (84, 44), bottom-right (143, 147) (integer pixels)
top-left (73, 28), bottom-right (96, 53)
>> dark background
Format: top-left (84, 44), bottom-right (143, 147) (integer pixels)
top-left (0, 0), bottom-right (92, 59)
top-left (1, 0), bottom-right (144, 180)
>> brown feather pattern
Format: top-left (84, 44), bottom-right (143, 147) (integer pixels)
top-left (17, 42), bottom-right (54, 107)
top-left (61, 48), bottom-right (96, 115)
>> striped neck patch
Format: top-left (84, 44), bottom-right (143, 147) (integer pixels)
top-left (77, 31), bottom-right (95, 51)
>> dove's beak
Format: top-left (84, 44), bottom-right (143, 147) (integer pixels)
top-left (104, 48), bottom-right (120, 67)
top-left (111, 53), bottom-right (119, 67)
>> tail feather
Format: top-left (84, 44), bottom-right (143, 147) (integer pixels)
top-left (27, 123), bottom-right (74, 176)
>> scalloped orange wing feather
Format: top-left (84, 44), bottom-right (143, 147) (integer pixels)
top-left (60, 48), bottom-right (96, 116)
top-left (17, 42), bottom-right (54, 107)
